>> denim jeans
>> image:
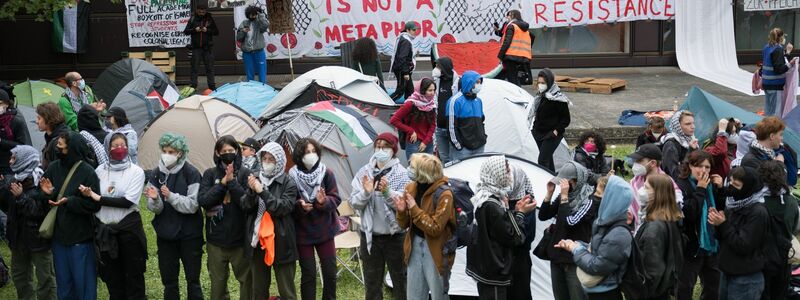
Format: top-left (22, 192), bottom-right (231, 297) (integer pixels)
top-left (405, 139), bottom-right (435, 161)
top-left (550, 262), bottom-right (586, 300)
top-left (407, 236), bottom-right (449, 300)
top-left (435, 128), bottom-right (452, 165)
top-left (450, 145), bottom-right (485, 162)
top-left (720, 272), bottom-right (764, 300)
top-left (764, 89), bottom-right (783, 116)
top-left (242, 49), bottom-right (267, 84)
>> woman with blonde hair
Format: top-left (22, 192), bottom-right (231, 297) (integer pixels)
top-left (395, 153), bottom-right (455, 300)
top-left (761, 27), bottom-right (796, 116)
top-left (635, 174), bottom-right (685, 300)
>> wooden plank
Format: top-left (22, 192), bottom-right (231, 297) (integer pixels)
top-left (151, 60), bottom-right (171, 66)
top-left (151, 52), bottom-right (171, 59)
top-left (127, 52), bottom-right (147, 59)
top-left (569, 77), bottom-right (595, 83)
top-left (554, 75), bottom-right (572, 82)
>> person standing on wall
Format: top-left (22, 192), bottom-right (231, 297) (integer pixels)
top-left (760, 28), bottom-right (794, 116)
top-left (390, 22), bottom-right (419, 102)
top-left (236, 5), bottom-right (269, 84)
top-left (494, 10), bottom-right (532, 87)
top-left (184, 4), bottom-right (219, 91)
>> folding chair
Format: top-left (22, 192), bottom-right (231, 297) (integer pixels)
top-left (333, 200), bottom-right (364, 285)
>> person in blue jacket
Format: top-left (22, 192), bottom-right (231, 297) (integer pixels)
top-left (445, 70), bottom-right (486, 162)
top-left (760, 28), bottom-right (795, 116)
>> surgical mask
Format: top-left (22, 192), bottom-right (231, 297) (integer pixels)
top-left (302, 153), bottom-right (319, 170)
top-left (161, 153), bottom-right (178, 167)
top-left (432, 68), bottom-right (442, 78)
top-left (0, 105), bottom-right (7, 115)
top-left (373, 149), bottom-right (392, 163)
top-left (632, 162), bottom-right (647, 177)
top-left (471, 83), bottom-right (482, 94)
top-left (219, 153), bottom-right (236, 165)
top-left (728, 133), bottom-right (739, 145)
top-left (638, 187), bottom-right (650, 202)
top-left (110, 147), bottom-right (128, 161)
top-left (537, 83), bottom-right (547, 93)
top-left (407, 167), bottom-right (417, 181)
top-left (78, 79), bottom-right (86, 90)
top-left (262, 162), bottom-right (277, 174)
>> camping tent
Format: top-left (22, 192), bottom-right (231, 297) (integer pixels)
top-left (254, 102), bottom-right (405, 197)
top-left (681, 86), bottom-right (800, 167)
top-left (110, 72), bottom-right (179, 133)
top-left (259, 66), bottom-right (395, 120)
top-left (258, 81), bottom-right (399, 124)
top-left (138, 95), bottom-right (259, 171)
top-left (13, 79), bottom-right (67, 150)
top-left (210, 81), bottom-right (279, 117)
top-left (384, 153), bottom-right (556, 298)
top-left (477, 78), bottom-right (572, 169)
top-left (93, 58), bottom-right (173, 105)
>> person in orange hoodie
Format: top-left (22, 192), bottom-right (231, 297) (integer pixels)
top-left (245, 141), bottom-right (298, 300)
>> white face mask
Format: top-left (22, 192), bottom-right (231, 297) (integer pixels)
top-left (537, 83), bottom-right (547, 93)
top-left (728, 133), bottom-right (739, 145)
top-left (0, 104), bottom-right (7, 115)
top-left (638, 187), bottom-right (651, 202)
top-left (161, 153), bottom-right (178, 167)
top-left (262, 162), bottom-right (277, 174)
top-left (632, 162), bottom-right (647, 177)
top-left (302, 153), bottom-right (319, 170)
top-left (472, 83), bottom-right (482, 94)
top-left (432, 68), bottom-right (442, 78)
top-left (373, 149), bottom-right (392, 163)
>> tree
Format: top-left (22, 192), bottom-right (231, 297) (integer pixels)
top-left (0, 0), bottom-right (121, 21)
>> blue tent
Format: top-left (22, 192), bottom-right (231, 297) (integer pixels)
top-left (680, 86), bottom-right (800, 167)
top-left (210, 81), bottom-right (279, 117)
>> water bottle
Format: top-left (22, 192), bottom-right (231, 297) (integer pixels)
top-left (456, 208), bottom-right (469, 224)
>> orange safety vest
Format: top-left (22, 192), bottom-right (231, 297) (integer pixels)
top-left (501, 23), bottom-right (532, 60)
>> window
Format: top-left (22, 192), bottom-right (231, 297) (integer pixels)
top-left (663, 20), bottom-right (675, 52)
top-left (532, 23), bottom-right (629, 54)
top-left (734, 1), bottom-right (800, 51)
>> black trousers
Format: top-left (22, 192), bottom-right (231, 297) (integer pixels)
top-left (508, 247), bottom-right (533, 300)
top-left (98, 224), bottom-right (147, 300)
top-left (588, 288), bottom-right (623, 300)
top-left (762, 262), bottom-right (790, 300)
top-left (360, 233), bottom-right (407, 300)
top-left (677, 254), bottom-right (720, 300)
top-left (390, 71), bottom-right (414, 101)
top-left (190, 47), bottom-right (216, 90)
top-left (156, 237), bottom-right (204, 300)
top-left (502, 60), bottom-right (522, 86)
top-left (477, 283), bottom-right (508, 300)
top-left (533, 130), bottom-right (562, 172)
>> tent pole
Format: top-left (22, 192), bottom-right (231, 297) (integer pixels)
top-left (288, 35), bottom-right (295, 80)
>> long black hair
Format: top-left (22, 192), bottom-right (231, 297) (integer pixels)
top-left (352, 38), bottom-right (378, 65)
top-left (293, 138), bottom-right (322, 171)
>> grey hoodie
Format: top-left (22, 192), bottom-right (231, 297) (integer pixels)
top-left (236, 15), bottom-right (269, 52)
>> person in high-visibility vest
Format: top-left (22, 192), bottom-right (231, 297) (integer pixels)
top-left (494, 10), bottom-right (533, 87)
top-left (761, 28), bottom-right (795, 116)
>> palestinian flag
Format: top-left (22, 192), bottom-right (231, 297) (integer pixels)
top-left (307, 101), bottom-right (377, 148)
top-left (52, 0), bottom-right (89, 53)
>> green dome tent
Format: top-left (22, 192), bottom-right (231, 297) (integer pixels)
top-left (12, 79), bottom-right (67, 150)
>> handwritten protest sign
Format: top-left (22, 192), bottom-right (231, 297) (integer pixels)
top-left (126, 0), bottom-right (192, 48)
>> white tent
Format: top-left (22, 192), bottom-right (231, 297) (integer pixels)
top-left (477, 78), bottom-right (571, 169)
top-left (259, 66), bottom-right (394, 120)
top-left (443, 154), bottom-right (556, 298)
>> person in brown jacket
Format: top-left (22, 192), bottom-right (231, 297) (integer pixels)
top-left (395, 153), bottom-right (455, 300)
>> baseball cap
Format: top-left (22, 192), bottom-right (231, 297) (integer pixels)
top-left (404, 21), bottom-right (419, 31)
top-left (550, 162), bottom-right (578, 184)
top-left (628, 144), bottom-right (662, 161)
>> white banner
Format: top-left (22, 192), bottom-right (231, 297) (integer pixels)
top-left (126, 0), bottom-right (192, 48)
top-left (743, 0), bottom-right (800, 11)
top-left (521, 0), bottom-right (674, 28)
top-left (234, 0), bottom-right (524, 60)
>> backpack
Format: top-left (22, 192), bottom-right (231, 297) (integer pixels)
top-left (431, 178), bottom-right (476, 253)
top-left (763, 194), bottom-right (795, 273)
top-left (609, 223), bottom-right (651, 300)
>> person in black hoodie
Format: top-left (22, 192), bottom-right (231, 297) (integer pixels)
top-left (198, 135), bottom-right (256, 300)
top-left (183, 4), bottom-right (219, 91)
top-left (36, 102), bottom-right (69, 170)
top-left (708, 167), bottom-right (769, 300)
top-left (433, 56), bottom-right (457, 164)
top-left (77, 104), bottom-right (109, 166)
top-left (0, 145), bottom-right (56, 300)
top-left (573, 130), bottom-right (611, 185)
top-left (507, 163), bottom-right (537, 300)
top-left (466, 155), bottom-right (536, 299)
top-left (390, 21), bottom-right (418, 102)
top-left (528, 68), bottom-right (570, 172)
top-left (39, 131), bottom-right (101, 300)
top-left (493, 10), bottom-right (532, 86)
top-left (757, 160), bottom-right (799, 300)
top-left (146, 132), bottom-right (205, 300)
top-left (0, 89), bottom-right (32, 175)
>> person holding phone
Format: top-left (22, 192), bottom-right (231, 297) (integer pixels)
top-left (674, 150), bottom-right (724, 300)
top-left (288, 138), bottom-right (341, 300)
top-left (236, 5), bottom-right (269, 84)
top-left (493, 10), bottom-right (532, 86)
top-left (183, 4), bottom-right (219, 91)
top-left (506, 162), bottom-right (537, 300)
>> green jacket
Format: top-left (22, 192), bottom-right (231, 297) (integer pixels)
top-left (58, 86), bottom-right (95, 131)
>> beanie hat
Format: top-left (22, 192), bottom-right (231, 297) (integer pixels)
top-left (404, 21), bottom-right (418, 31)
top-left (375, 132), bottom-right (399, 155)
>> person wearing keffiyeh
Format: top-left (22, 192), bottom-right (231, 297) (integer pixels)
top-left (57, 71), bottom-right (100, 131)
top-left (741, 116), bottom-right (799, 186)
top-left (662, 110), bottom-right (698, 179)
top-left (390, 78), bottom-right (437, 160)
top-left (244, 141), bottom-right (298, 300)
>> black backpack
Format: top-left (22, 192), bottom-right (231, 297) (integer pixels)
top-left (610, 223), bottom-right (651, 300)
top-left (432, 178), bottom-right (476, 253)
top-left (763, 194), bottom-right (795, 273)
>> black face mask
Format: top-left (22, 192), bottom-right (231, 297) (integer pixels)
top-left (726, 186), bottom-right (748, 200)
top-left (219, 153), bottom-right (236, 165)
top-left (56, 151), bottom-right (67, 161)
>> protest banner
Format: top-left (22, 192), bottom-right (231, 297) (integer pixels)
top-left (521, 0), bottom-right (674, 28)
top-left (743, 0), bottom-right (800, 11)
top-left (126, 0), bottom-right (192, 48)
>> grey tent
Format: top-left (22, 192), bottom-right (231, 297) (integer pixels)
top-left (93, 58), bottom-right (173, 105)
top-left (17, 106), bottom-right (45, 151)
top-left (254, 104), bottom-right (406, 198)
top-left (110, 74), bottom-right (177, 133)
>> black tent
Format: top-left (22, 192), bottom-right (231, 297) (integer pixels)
top-left (92, 58), bottom-right (172, 104)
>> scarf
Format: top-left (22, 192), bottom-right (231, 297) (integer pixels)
top-left (251, 142), bottom-right (288, 248)
top-left (689, 176), bottom-right (718, 254)
top-left (751, 140), bottom-right (776, 160)
top-left (64, 88), bottom-right (89, 113)
top-left (726, 187), bottom-right (768, 212)
top-left (243, 155), bottom-right (258, 171)
top-left (565, 162), bottom-right (594, 214)
top-left (528, 83), bottom-right (571, 130)
top-left (508, 165), bottom-right (532, 201)
top-left (0, 110), bottom-right (15, 140)
top-left (107, 152), bottom-right (131, 172)
top-left (405, 91), bottom-right (436, 112)
top-left (157, 157), bottom-right (186, 184)
top-left (664, 111), bottom-right (695, 149)
top-left (10, 145), bottom-right (43, 186)
top-left (289, 163), bottom-right (327, 203)
top-left (360, 157), bottom-right (406, 253)
top-left (471, 155), bottom-right (511, 212)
